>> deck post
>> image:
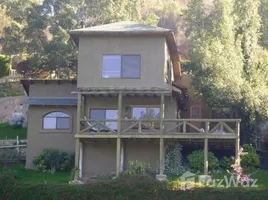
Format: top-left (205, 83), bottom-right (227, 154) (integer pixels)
top-left (117, 92), bottom-right (122, 136)
top-left (116, 138), bottom-right (121, 177)
top-left (156, 93), bottom-right (167, 181)
top-left (235, 121), bottom-right (240, 163)
top-left (79, 141), bottom-right (83, 179)
top-left (159, 138), bottom-right (164, 174)
top-left (160, 93), bottom-right (165, 133)
top-left (204, 137), bottom-right (208, 175)
top-left (75, 92), bottom-right (82, 180)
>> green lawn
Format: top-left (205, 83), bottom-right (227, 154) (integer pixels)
top-left (0, 123), bottom-right (27, 140)
top-left (0, 165), bottom-right (72, 184)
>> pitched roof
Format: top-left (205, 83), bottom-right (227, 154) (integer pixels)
top-left (70, 21), bottom-right (181, 78)
top-left (70, 21), bottom-right (170, 35)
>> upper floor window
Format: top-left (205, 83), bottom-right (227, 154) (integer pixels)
top-left (190, 105), bottom-right (201, 118)
top-left (43, 112), bottom-right (70, 130)
top-left (102, 55), bottom-right (141, 79)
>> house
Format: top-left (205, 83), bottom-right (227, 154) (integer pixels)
top-left (21, 21), bottom-right (240, 181)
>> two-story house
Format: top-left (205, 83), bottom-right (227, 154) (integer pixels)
top-left (21, 21), bottom-right (240, 181)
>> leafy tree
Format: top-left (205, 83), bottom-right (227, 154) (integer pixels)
top-left (0, 54), bottom-right (11, 78)
top-left (187, 0), bottom-right (268, 142)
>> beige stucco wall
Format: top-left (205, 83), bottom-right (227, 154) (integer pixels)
top-left (25, 105), bottom-right (76, 169)
top-left (82, 141), bottom-right (116, 178)
top-left (123, 141), bottom-right (159, 171)
top-left (82, 139), bottom-right (160, 178)
top-left (29, 82), bottom-right (77, 98)
top-left (77, 35), bottom-right (167, 88)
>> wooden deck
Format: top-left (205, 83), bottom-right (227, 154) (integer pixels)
top-left (76, 118), bottom-right (240, 139)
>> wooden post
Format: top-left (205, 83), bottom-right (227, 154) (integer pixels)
top-left (120, 142), bottom-right (124, 173)
top-left (74, 92), bottom-right (82, 180)
top-left (160, 93), bottom-right (165, 134)
top-left (116, 138), bottom-right (121, 177)
top-left (235, 121), bottom-right (240, 163)
top-left (117, 92), bottom-right (122, 136)
top-left (16, 136), bottom-right (19, 154)
top-left (159, 138), bottom-right (164, 175)
top-left (205, 121), bottom-right (210, 134)
top-left (204, 137), bottom-right (208, 175)
top-left (79, 141), bottom-right (83, 179)
top-left (183, 121), bottom-right (186, 133)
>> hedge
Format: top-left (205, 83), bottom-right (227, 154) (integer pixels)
top-left (1, 174), bottom-right (268, 200)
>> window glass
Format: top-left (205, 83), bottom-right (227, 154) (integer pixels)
top-left (90, 109), bottom-right (118, 130)
top-left (43, 112), bottom-right (70, 130)
top-left (122, 55), bottom-right (140, 78)
top-left (102, 55), bottom-right (121, 78)
top-left (132, 108), bottom-right (160, 119)
top-left (190, 105), bottom-right (201, 118)
top-left (102, 55), bottom-right (140, 78)
top-left (57, 118), bottom-right (70, 129)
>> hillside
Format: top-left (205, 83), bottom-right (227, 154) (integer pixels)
top-left (0, 96), bottom-right (28, 123)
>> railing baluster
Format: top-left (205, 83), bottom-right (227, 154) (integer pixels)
top-left (138, 121), bottom-right (142, 133)
top-left (183, 121), bottom-right (186, 133)
top-left (205, 121), bottom-right (210, 135)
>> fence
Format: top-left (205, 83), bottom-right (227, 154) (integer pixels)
top-left (0, 137), bottom-right (27, 163)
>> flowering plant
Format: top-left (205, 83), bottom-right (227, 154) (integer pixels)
top-left (229, 147), bottom-right (254, 184)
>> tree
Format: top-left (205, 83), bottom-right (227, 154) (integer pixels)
top-left (187, 0), bottom-right (268, 142)
top-left (0, 54), bottom-right (11, 78)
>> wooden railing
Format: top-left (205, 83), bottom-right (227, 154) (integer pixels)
top-left (79, 118), bottom-right (240, 137)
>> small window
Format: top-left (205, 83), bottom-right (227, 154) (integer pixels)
top-left (102, 55), bottom-right (140, 78)
top-left (43, 112), bottom-right (70, 130)
top-left (190, 105), bottom-right (201, 118)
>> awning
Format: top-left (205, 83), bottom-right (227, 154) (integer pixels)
top-left (22, 98), bottom-right (77, 106)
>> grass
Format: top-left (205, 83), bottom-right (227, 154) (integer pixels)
top-left (0, 164), bottom-right (72, 184)
top-left (0, 123), bottom-right (27, 139)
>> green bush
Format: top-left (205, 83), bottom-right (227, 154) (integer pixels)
top-left (0, 54), bottom-right (11, 78)
top-left (241, 145), bottom-right (260, 169)
top-left (33, 149), bottom-right (74, 172)
top-left (127, 160), bottom-right (146, 175)
top-left (1, 173), bottom-right (268, 200)
top-left (187, 150), bottom-right (219, 172)
top-left (219, 156), bottom-right (233, 170)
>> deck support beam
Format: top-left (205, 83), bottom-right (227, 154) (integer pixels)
top-left (75, 92), bottom-right (82, 180)
top-left (204, 137), bottom-right (208, 175)
top-left (116, 138), bottom-right (121, 177)
top-left (79, 141), bottom-right (83, 179)
top-left (156, 94), bottom-right (167, 181)
top-left (235, 121), bottom-right (240, 164)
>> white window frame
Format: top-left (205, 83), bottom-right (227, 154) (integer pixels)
top-left (102, 54), bottom-right (141, 79)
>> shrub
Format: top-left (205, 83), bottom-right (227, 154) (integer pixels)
top-left (1, 174), bottom-right (268, 200)
top-left (164, 143), bottom-right (186, 175)
top-left (33, 149), bottom-right (74, 172)
top-left (219, 156), bottom-right (233, 170)
top-left (241, 145), bottom-right (260, 169)
top-left (127, 160), bottom-right (146, 175)
top-left (0, 54), bottom-right (11, 78)
top-left (8, 112), bottom-right (26, 128)
top-left (187, 150), bottom-right (219, 172)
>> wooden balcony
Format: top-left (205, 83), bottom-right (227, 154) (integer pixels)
top-left (76, 118), bottom-right (240, 139)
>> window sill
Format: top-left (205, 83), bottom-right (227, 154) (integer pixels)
top-left (39, 129), bottom-right (73, 134)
